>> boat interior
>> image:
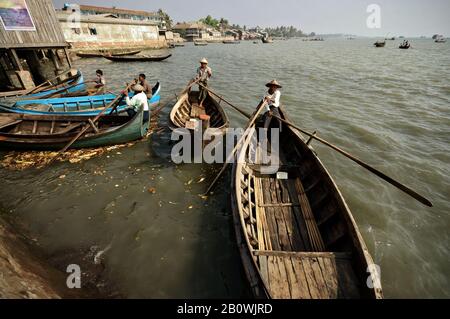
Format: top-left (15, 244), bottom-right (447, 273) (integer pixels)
top-left (170, 91), bottom-right (227, 130)
top-left (236, 114), bottom-right (377, 299)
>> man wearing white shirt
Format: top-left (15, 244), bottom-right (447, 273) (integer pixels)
top-left (262, 80), bottom-right (282, 130)
top-left (123, 84), bottom-right (150, 124)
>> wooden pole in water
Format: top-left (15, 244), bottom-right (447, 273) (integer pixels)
top-left (272, 115), bottom-right (433, 207)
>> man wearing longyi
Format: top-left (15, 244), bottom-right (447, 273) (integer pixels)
top-left (261, 79), bottom-right (282, 130)
top-left (195, 58), bottom-right (212, 108)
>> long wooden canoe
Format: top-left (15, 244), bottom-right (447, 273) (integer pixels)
top-left (76, 50), bottom-right (141, 58)
top-left (103, 54), bottom-right (172, 62)
top-left (0, 108), bottom-right (149, 150)
top-left (0, 82), bottom-right (161, 116)
top-left (231, 106), bottom-right (383, 299)
top-left (168, 89), bottom-right (229, 135)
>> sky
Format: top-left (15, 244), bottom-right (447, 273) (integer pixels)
top-left (52, 0), bottom-right (450, 37)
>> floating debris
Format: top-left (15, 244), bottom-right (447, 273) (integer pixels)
top-left (0, 115), bottom-right (160, 171)
top-left (1, 142), bottom-right (136, 170)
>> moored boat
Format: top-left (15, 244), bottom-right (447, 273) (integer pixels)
top-left (0, 83), bottom-right (161, 116)
top-left (76, 50), bottom-right (141, 58)
top-left (0, 107), bottom-right (149, 150)
top-left (262, 38), bottom-right (274, 44)
top-left (231, 106), bottom-right (383, 299)
top-left (103, 54), bottom-right (172, 62)
top-left (194, 41), bottom-right (208, 46)
top-left (223, 40), bottom-right (240, 44)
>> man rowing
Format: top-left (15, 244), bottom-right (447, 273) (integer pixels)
top-left (261, 80), bottom-right (282, 130)
top-left (195, 58), bottom-right (212, 108)
top-left (122, 84), bottom-right (150, 125)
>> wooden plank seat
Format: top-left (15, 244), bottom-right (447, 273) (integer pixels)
top-left (254, 250), bottom-right (360, 299)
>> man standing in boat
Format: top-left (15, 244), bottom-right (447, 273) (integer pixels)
top-left (123, 84), bottom-right (150, 126)
top-left (195, 58), bottom-right (212, 108)
top-left (262, 80), bottom-right (282, 130)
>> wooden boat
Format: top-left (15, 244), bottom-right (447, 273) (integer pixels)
top-left (0, 108), bottom-right (149, 150)
top-left (194, 41), bottom-right (208, 46)
top-left (168, 89), bottom-right (229, 137)
top-left (0, 83), bottom-right (161, 116)
top-left (374, 41), bottom-right (386, 47)
top-left (76, 50), bottom-right (141, 58)
top-left (223, 40), bottom-right (240, 44)
top-left (399, 44), bottom-right (411, 49)
top-left (103, 54), bottom-right (172, 62)
top-left (231, 106), bottom-right (383, 299)
top-left (262, 38), bottom-right (274, 44)
top-left (0, 69), bottom-right (85, 99)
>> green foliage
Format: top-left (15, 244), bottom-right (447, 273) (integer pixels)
top-left (199, 15), bottom-right (219, 28)
top-left (264, 26), bottom-right (305, 38)
top-left (158, 9), bottom-right (173, 29)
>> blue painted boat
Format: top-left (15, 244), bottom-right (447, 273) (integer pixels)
top-left (0, 83), bottom-right (161, 116)
top-left (25, 70), bottom-right (86, 98)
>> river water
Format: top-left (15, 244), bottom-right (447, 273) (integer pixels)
top-left (0, 38), bottom-right (448, 298)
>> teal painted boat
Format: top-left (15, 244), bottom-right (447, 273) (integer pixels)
top-left (0, 83), bottom-right (161, 116)
top-left (0, 107), bottom-right (149, 151)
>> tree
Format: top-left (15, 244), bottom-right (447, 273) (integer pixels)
top-left (200, 15), bottom-right (219, 28)
top-left (158, 9), bottom-right (173, 29)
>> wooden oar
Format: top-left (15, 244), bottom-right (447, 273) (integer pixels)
top-left (49, 82), bottom-right (134, 164)
top-left (272, 115), bottom-right (433, 207)
top-left (31, 80), bottom-right (96, 100)
top-left (197, 83), bottom-right (252, 119)
top-left (202, 100), bottom-right (268, 196)
top-left (25, 68), bottom-right (74, 95)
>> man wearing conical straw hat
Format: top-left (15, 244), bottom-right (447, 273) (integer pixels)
top-left (262, 79), bottom-right (282, 130)
top-left (195, 58), bottom-right (212, 108)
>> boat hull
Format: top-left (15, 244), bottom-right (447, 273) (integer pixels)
top-left (0, 110), bottom-right (148, 151)
top-left (231, 106), bottom-right (383, 299)
top-left (0, 83), bottom-right (161, 116)
top-left (103, 54), bottom-right (171, 62)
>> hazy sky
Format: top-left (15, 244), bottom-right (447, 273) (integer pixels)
top-left (52, 0), bottom-right (450, 36)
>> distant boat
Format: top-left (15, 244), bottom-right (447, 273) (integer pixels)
top-left (76, 50), bottom-right (141, 58)
top-left (435, 36), bottom-right (447, 43)
top-left (223, 40), bottom-right (240, 44)
top-left (174, 43), bottom-right (185, 47)
top-left (385, 37), bottom-right (396, 41)
top-left (194, 41), bottom-right (208, 46)
top-left (399, 43), bottom-right (411, 49)
top-left (103, 54), bottom-right (172, 62)
top-left (374, 41), bottom-right (386, 47)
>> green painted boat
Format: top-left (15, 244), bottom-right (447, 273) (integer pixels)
top-left (0, 108), bottom-right (149, 150)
